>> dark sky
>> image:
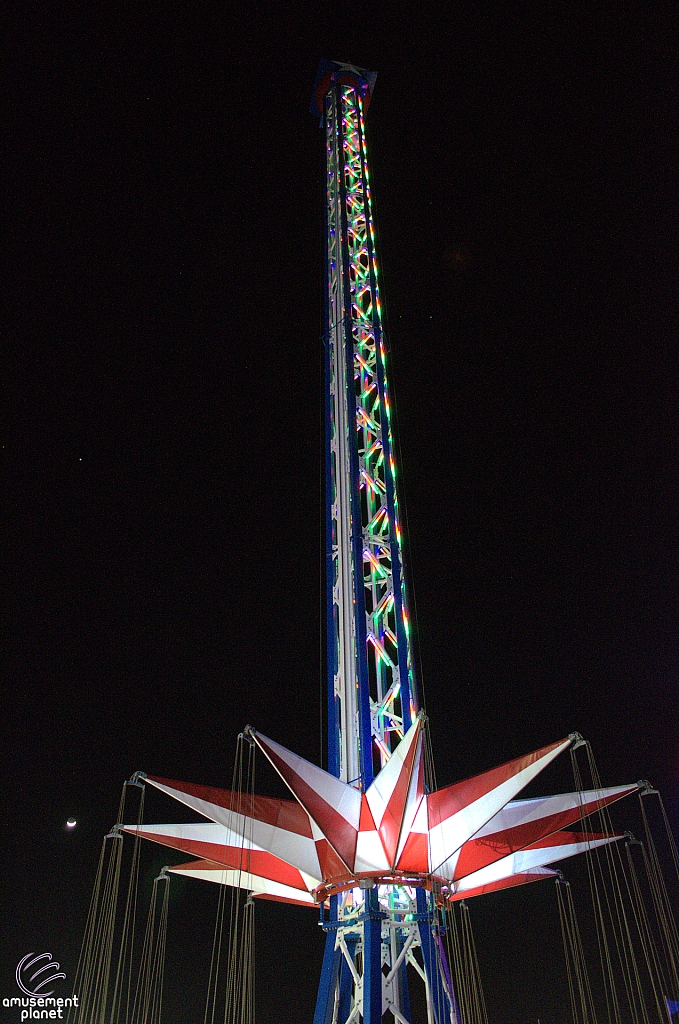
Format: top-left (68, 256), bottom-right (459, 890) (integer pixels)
top-left (4, 4), bottom-right (678, 1023)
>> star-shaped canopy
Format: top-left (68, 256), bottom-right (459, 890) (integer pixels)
top-left (125, 719), bottom-right (636, 906)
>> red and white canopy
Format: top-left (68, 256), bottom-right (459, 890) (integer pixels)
top-left (125, 720), bottom-right (636, 905)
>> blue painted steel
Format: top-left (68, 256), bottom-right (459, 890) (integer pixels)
top-left (337, 938), bottom-right (356, 1023)
top-left (416, 889), bottom-right (453, 1024)
top-left (436, 934), bottom-right (460, 1024)
top-left (398, 944), bottom-right (412, 1023)
top-left (310, 60), bottom-right (377, 118)
top-left (362, 888), bottom-right (385, 1024)
top-left (322, 120), bottom-right (340, 780)
top-left (314, 62), bottom-right (457, 1023)
top-left (335, 78), bottom-right (375, 788)
top-left (314, 897), bottom-right (342, 1024)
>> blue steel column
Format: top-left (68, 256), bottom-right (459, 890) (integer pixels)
top-left (337, 938), bottom-right (357, 1022)
top-left (313, 898), bottom-right (341, 1024)
top-left (334, 80), bottom-right (375, 788)
top-left (362, 888), bottom-right (385, 1023)
top-left (312, 60), bottom-right (457, 1024)
top-left (416, 889), bottom-right (455, 1024)
top-left (398, 951), bottom-right (412, 1023)
top-left (320, 65), bottom-right (414, 780)
top-left (323, 104), bottom-right (340, 780)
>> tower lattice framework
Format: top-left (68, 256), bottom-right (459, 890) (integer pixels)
top-left (313, 60), bottom-right (457, 1024)
top-left (110, 60), bottom-right (636, 1024)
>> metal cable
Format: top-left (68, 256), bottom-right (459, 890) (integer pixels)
top-left (557, 880), bottom-right (580, 1023)
top-left (446, 902), bottom-right (470, 1024)
top-left (585, 746), bottom-right (648, 1023)
top-left (69, 783), bottom-right (129, 1024)
top-left (557, 877), bottom-right (598, 1024)
top-left (625, 840), bottom-right (667, 1022)
top-left (639, 795), bottom-right (679, 996)
top-left (568, 879), bottom-right (599, 1023)
top-left (572, 746), bottom-right (622, 1024)
top-left (67, 832), bottom-right (109, 1024)
top-left (110, 784), bottom-right (145, 1024)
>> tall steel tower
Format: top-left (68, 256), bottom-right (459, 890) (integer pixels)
top-left (116, 59), bottom-right (636, 1024)
top-left (311, 59), bottom-right (454, 1024)
top-left (315, 60), bottom-right (414, 791)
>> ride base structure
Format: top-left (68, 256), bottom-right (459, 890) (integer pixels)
top-left (75, 63), bottom-right (678, 1024)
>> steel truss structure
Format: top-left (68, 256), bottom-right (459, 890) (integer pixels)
top-left (314, 883), bottom-right (453, 1024)
top-left (121, 60), bottom-right (639, 1024)
top-left (322, 65), bottom-right (414, 789)
top-left (315, 60), bottom-right (453, 1024)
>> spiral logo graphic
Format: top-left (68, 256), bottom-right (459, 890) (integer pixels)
top-left (15, 954), bottom-right (66, 997)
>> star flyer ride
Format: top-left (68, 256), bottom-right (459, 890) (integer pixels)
top-left (119, 63), bottom-right (652, 1023)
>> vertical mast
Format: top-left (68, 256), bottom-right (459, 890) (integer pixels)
top-left (313, 62), bottom-right (457, 1024)
top-left (317, 61), bottom-right (416, 788)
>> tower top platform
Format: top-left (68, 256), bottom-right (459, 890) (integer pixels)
top-left (310, 60), bottom-right (377, 118)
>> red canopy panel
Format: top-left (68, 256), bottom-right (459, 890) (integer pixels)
top-left (252, 731), bottom-right (362, 872)
top-left (167, 859), bottom-right (315, 906)
top-left (130, 827), bottom-right (311, 890)
top-left (446, 868), bottom-right (558, 902)
top-left (147, 776), bottom-right (312, 837)
top-left (453, 783), bottom-right (638, 882)
top-left (428, 739), bottom-right (569, 828)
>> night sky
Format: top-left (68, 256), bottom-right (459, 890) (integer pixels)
top-left (4, 5), bottom-right (678, 1023)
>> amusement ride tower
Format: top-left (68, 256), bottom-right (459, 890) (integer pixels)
top-left (310, 60), bottom-right (454, 1023)
top-left (117, 62), bottom-right (641, 1024)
